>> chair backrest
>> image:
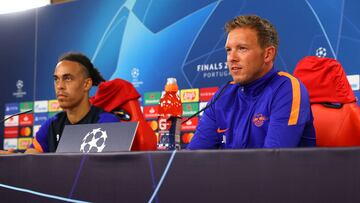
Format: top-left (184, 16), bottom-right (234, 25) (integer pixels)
top-left (90, 78), bottom-right (157, 151)
top-left (311, 103), bottom-right (360, 146)
top-left (294, 56), bottom-right (360, 147)
top-left (118, 99), bottom-right (157, 150)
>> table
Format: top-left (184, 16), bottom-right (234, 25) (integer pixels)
top-left (1, 148), bottom-right (360, 202)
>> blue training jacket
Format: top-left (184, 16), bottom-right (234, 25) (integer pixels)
top-left (188, 68), bottom-right (316, 149)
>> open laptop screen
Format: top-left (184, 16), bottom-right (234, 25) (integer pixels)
top-left (56, 122), bottom-right (138, 153)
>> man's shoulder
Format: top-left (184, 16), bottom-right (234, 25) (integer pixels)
top-left (36, 111), bottom-right (65, 134)
top-left (267, 71), bottom-right (305, 92)
top-left (44, 111), bottom-right (65, 125)
top-left (270, 71), bottom-right (295, 85)
top-left (98, 112), bottom-right (120, 123)
top-left (268, 71), bottom-right (311, 111)
top-left (275, 71), bottom-right (308, 93)
top-left (276, 71), bottom-right (300, 81)
top-left (92, 106), bottom-right (120, 123)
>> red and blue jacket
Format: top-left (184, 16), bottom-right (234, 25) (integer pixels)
top-left (188, 68), bottom-right (316, 149)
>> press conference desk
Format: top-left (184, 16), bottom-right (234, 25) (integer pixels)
top-left (1, 148), bottom-right (360, 202)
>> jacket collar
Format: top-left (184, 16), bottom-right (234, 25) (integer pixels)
top-left (238, 68), bottom-right (277, 97)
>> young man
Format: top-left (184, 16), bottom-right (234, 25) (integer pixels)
top-left (188, 15), bottom-right (316, 149)
top-left (24, 52), bottom-right (120, 153)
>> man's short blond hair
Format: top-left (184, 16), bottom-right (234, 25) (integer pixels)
top-left (225, 15), bottom-right (279, 51)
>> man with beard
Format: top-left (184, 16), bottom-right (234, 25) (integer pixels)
top-left (188, 15), bottom-right (316, 149)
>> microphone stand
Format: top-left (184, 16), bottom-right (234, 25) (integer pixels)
top-left (181, 81), bottom-right (231, 124)
top-left (0, 109), bottom-right (33, 123)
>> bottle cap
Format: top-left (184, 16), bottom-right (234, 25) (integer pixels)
top-left (165, 78), bottom-right (178, 92)
top-left (166, 78), bottom-right (177, 85)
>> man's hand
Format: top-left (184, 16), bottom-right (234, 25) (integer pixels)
top-left (24, 148), bottom-right (40, 154)
top-left (0, 148), bottom-right (41, 154)
top-left (0, 148), bottom-right (16, 154)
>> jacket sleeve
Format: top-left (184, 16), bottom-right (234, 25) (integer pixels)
top-left (28, 118), bottom-right (53, 152)
top-left (264, 74), bottom-right (316, 147)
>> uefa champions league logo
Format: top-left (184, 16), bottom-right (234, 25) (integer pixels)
top-left (12, 79), bottom-right (27, 98)
top-left (80, 128), bottom-right (108, 153)
top-left (16, 80), bottom-right (23, 89)
top-left (315, 47), bottom-right (327, 58)
top-left (131, 68), bottom-right (140, 78)
top-left (130, 67), bottom-right (144, 88)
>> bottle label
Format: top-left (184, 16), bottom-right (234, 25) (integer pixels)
top-left (157, 116), bottom-right (181, 150)
top-left (158, 118), bottom-right (169, 131)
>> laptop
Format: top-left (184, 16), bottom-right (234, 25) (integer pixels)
top-left (56, 122), bottom-right (138, 153)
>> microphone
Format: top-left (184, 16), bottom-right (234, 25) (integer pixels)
top-left (1, 109), bottom-right (33, 123)
top-left (181, 81), bottom-right (231, 124)
top-left (0, 109), bottom-right (33, 153)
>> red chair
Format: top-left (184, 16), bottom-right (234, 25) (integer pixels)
top-left (90, 78), bottom-right (157, 151)
top-left (311, 103), bottom-right (360, 146)
top-left (294, 56), bottom-right (360, 147)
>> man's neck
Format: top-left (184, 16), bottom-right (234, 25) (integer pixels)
top-left (65, 102), bottom-right (91, 124)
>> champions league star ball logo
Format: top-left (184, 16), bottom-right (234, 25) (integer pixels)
top-left (80, 128), bottom-right (108, 153)
top-left (16, 80), bottom-right (24, 89)
top-left (315, 47), bottom-right (327, 58)
top-left (130, 67), bottom-right (144, 87)
top-left (13, 79), bottom-right (27, 98)
top-left (131, 68), bottom-right (140, 78)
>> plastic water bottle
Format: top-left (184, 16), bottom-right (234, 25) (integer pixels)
top-left (157, 78), bottom-right (182, 150)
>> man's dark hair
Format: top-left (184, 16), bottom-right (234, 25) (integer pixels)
top-left (225, 15), bottom-right (279, 51)
top-left (58, 52), bottom-right (105, 86)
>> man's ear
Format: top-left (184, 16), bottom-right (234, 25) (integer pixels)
top-left (264, 46), bottom-right (276, 63)
top-left (84, 78), bottom-right (93, 91)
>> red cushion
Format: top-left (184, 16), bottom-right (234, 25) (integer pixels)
top-left (312, 103), bottom-right (360, 146)
top-left (90, 78), bottom-right (156, 151)
top-left (294, 56), bottom-right (356, 104)
top-left (90, 78), bottom-right (140, 112)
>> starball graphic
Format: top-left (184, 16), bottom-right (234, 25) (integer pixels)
top-left (80, 128), bottom-right (108, 153)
